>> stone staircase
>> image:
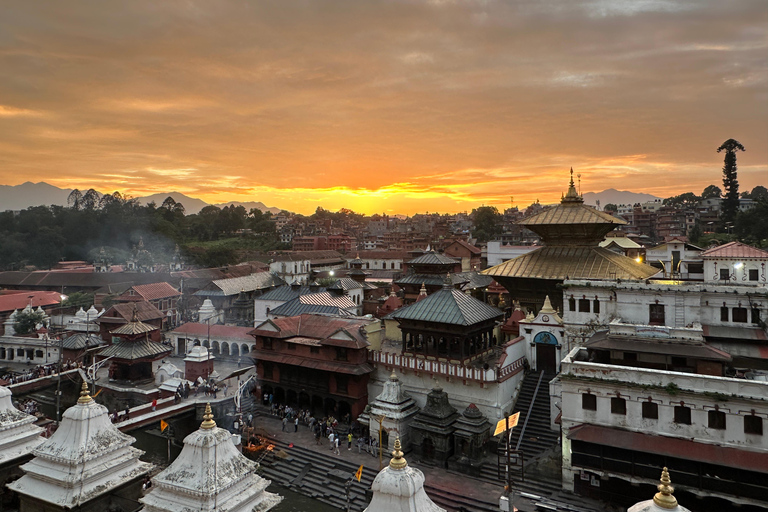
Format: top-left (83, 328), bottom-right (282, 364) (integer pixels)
top-left (507, 371), bottom-right (560, 462)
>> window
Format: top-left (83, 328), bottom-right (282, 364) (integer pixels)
top-left (262, 364), bottom-right (273, 380)
top-left (611, 397), bottom-right (626, 415)
top-left (732, 308), bottom-right (748, 323)
top-left (687, 263), bottom-right (703, 274)
top-left (721, 307), bottom-right (729, 322)
top-left (674, 405), bottom-right (691, 425)
top-left (642, 401), bottom-right (658, 420)
top-left (335, 347), bottom-right (348, 361)
top-left (262, 339), bottom-right (272, 350)
top-left (336, 375), bottom-right (348, 394)
top-left (593, 299), bottom-right (600, 314)
top-left (753, 308), bottom-right (761, 325)
top-left (649, 304), bottom-right (665, 325)
top-left (706, 410), bottom-right (726, 430)
top-left (749, 269), bottom-right (759, 281)
top-left (569, 297), bottom-right (576, 311)
top-left (310, 346), bottom-right (320, 354)
top-left (287, 342), bottom-right (296, 350)
top-left (719, 268), bottom-right (730, 281)
top-left (35, 350), bottom-right (43, 358)
top-left (16, 349), bottom-right (24, 356)
top-left (578, 299), bottom-right (591, 313)
top-left (582, 393), bottom-right (597, 411)
top-left (671, 357), bottom-right (687, 368)
top-left (745, 415), bottom-right (763, 435)
top-left (624, 352), bottom-right (637, 362)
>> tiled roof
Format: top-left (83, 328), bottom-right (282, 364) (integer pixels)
top-left (407, 252), bottom-right (459, 266)
top-left (0, 291), bottom-right (62, 313)
top-left (204, 272), bottom-right (285, 296)
top-left (0, 271), bottom-right (181, 290)
top-left (354, 251), bottom-right (411, 261)
top-left (388, 287), bottom-right (503, 326)
top-left (482, 246), bottom-right (660, 281)
top-left (98, 339), bottom-right (171, 360)
top-left (250, 314), bottom-right (373, 349)
top-left (125, 282), bottom-right (181, 301)
top-left (171, 323), bottom-right (255, 340)
top-left (271, 250), bottom-right (346, 263)
top-left (61, 334), bottom-right (105, 351)
top-left (445, 239), bottom-right (481, 255)
top-left (99, 301), bottom-right (164, 322)
top-left (701, 241), bottom-right (768, 259)
top-left (253, 351), bottom-right (373, 375)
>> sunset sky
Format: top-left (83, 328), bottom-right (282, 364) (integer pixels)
top-left (0, 0), bottom-right (765, 215)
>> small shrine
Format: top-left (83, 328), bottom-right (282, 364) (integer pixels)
top-left (197, 299), bottom-right (218, 324)
top-left (628, 467), bottom-right (690, 512)
top-left (395, 251), bottom-right (462, 303)
top-left (184, 345), bottom-right (214, 383)
top-left (0, 385), bottom-right (44, 468)
top-left (409, 385), bottom-right (459, 467)
top-left (226, 289), bottom-right (254, 327)
top-left (364, 438), bottom-right (445, 512)
top-left (376, 289), bottom-right (403, 318)
top-left (448, 403), bottom-right (491, 476)
top-left (98, 308), bottom-right (171, 382)
top-left (9, 381), bottom-right (151, 512)
top-left (139, 403), bottom-right (282, 512)
top-left (360, 372), bottom-right (419, 452)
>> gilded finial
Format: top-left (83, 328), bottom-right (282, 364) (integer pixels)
top-left (77, 380), bottom-right (92, 404)
top-left (200, 403), bottom-right (216, 430)
top-left (389, 437), bottom-right (407, 470)
top-left (653, 467), bottom-right (678, 509)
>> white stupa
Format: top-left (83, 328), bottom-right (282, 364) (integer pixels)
top-left (628, 467), bottom-right (690, 512)
top-left (365, 372), bottom-right (419, 451)
top-left (0, 385), bottom-right (44, 465)
top-left (364, 437), bottom-right (446, 512)
top-left (9, 381), bottom-right (151, 509)
top-left (140, 403), bottom-right (282, 512)
top-left (198, 299), bottom-right (218, 324)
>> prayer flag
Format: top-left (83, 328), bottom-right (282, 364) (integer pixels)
top-left (355, 464), bottom-right (364, 482)
top-left (160, 419), bottom-right (169, 432)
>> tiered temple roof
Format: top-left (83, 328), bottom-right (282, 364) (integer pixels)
top-left (0, 385), bottom-right (44, 465)
top-left (140, 403), bottom-right (282, 512)
top-left (9, 382), bottom-right (151, 508)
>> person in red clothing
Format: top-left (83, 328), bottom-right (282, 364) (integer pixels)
top-left (151, 398), bottom-right (157, 412)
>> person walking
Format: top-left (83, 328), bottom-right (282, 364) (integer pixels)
top-left (294, 417), bottom-right (299, 432)
top-left (334, 436), bottom-right (341, 456)
top-left (282, 417), bottom-right (288, 432)
top-left (357, 436), bottom-right (364, 454)
top-left (347, 432), bottom-right (353, 450)
top-left (328, 432), bottom-right (335, 450)
top-left (151, 399), bottom-right (157, 412)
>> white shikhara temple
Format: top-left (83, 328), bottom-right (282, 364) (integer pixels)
top-left (0, 385), bottom-right (45, 466)
top-left (364, 437), bottom-right (445, 512)
top-left (8, 381), bottom-right (151, 510)
top-left (140, 403), bottom-right (282, 512)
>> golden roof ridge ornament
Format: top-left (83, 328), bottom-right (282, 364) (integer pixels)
top-left (389, 437), bottom-right (407, 470)
top-left (540, 295), bottom-right (556, 314)
top-left (77, 380), bottom-right (92, 404)
top-left (562, 167), bottom-right (583, 204)
top-left (653, 467), bottom-right (678, 509)
top-left (200, 403), bottom-right (216, 430)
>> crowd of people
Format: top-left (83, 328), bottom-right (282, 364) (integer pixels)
top-left (1, 361), bottom-right (80, 385)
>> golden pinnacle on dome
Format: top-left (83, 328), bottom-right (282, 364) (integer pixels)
top-left (200, 403), bottom-right (216, 430)
top-left (77, 380), bottom-right (92, 404)
top-left (653, 467), bottom-right (678, 509)
top-left (389, 437), bottom-right (407, 470)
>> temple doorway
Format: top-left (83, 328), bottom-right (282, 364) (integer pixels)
top-left (536, 343), bottom-right (557, 374)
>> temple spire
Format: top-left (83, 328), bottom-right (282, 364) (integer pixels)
top-left (562, 167), bottom-right (583, 203)
top-left (77, 380), bottom-right (92, 404)
top-left (389, 437), bottom-right (408, 470)
top-left (653, 467), bottom-right (678, 509)
top-left (200, 403), bottom-right (216, 430)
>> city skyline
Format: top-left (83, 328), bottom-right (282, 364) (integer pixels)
top-left (0, 0), bottom-right (766, 215)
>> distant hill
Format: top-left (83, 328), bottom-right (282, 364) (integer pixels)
top-left (0, 181), bottom-right (74, 210)
top-left (0, 182), bottom-right (282, 215)
top-left (582, 189), bottom-right (661, 207)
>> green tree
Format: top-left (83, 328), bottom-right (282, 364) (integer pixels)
top-left (745, 185), bottom-right (768, 201)
top-left (701, 185), bottom-right (722, 199)
top-left (603, 203), bottom-right (618, 213)
top-left (664, 192), bottom-right (699, 209)
top-left (472, 206), bottom-right (502, 242)
top-left (62, 291), bottom-right (95, 309)
top-left (13, 310), bottom-right (46, 335)
top-left (735, 198), bottom-right (768, 248)
top-left (717, 139), bottom-right (745, 224)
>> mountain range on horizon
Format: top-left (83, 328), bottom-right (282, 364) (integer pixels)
top-left (0, 181), bottom-right (662, 215)
top-left (0, 182), bottom-right (283, 215)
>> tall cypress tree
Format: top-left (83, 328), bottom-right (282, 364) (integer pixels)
top-left (717, 138), bottom-right (745, 225)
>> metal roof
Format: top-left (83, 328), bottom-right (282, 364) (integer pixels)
top-left (255, 285), bottom-right (325, 302)
top-left (61, 333), bottom-right (105, 351)
top-left (327, 278), bottom-right (364, 291)
top-left (268, 299), bottom-right (354, 318)
top-left (110, 319), bottom-right (157, 336)
top-left (523, 202), bottom-right (626, 227)
top-left (388, 287), bottom-right (502, 326)
top-left (453, 271), bottom-right (494, 290)
top-left (406, 252), bottom-right (459, 266)
top-left (206, 272), bottom-right (285, 296)
top-left (98, 339), bottom-right (171, 361)
top-left (482, 246), bottom-right (660, 281)
top-left (395, 273), bottom-right (469, 287)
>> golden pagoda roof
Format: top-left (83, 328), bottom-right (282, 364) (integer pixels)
top-left (523, 202), bottom-right (626, 228)
top-left (482, 246), bottom-right (660, 281)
